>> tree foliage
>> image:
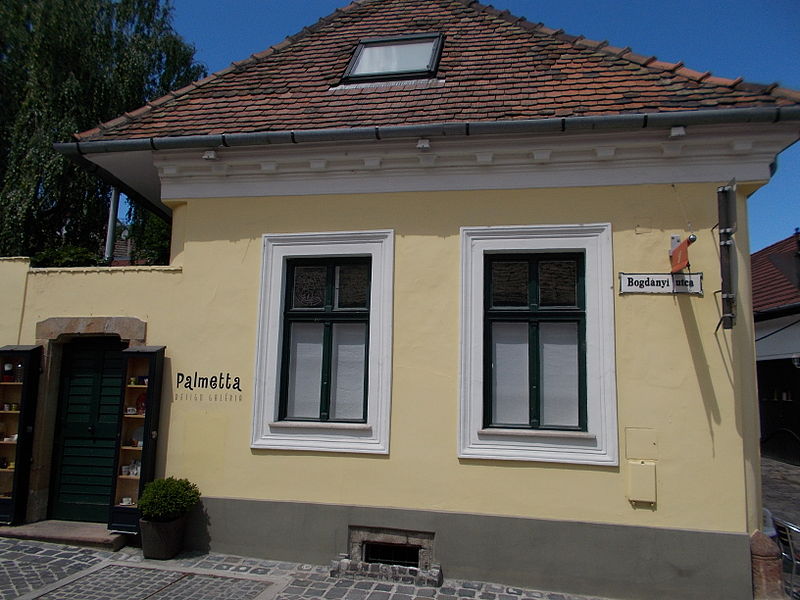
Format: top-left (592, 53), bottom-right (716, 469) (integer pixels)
top-left (0, 0), bottom-right (205, 263)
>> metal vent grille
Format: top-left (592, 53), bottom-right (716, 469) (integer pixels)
top-left (363, 541), bottom-right (421, 567)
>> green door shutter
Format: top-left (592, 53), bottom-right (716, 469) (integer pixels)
top-left (50, 339), bottom-right (125, 522)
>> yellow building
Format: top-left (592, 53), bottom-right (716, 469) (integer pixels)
top-left (2, 1), bottom-right (799, 598)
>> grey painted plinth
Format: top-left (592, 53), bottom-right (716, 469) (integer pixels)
top-left (185, 496), bottom-right (752, 600)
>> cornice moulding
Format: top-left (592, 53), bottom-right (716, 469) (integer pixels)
top-left (145, 122), bottom-right (796, 198)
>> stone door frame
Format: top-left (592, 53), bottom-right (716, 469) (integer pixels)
top-left (26, 317), bottom-right (146, 521)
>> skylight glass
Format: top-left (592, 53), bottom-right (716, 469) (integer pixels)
top-left (344, 34), bottom-right (443, 82)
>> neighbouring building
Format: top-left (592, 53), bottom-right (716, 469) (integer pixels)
top-left (1, 1), bottom-right (800, 598)
top-left (753, 230), bottom-right (800, 464)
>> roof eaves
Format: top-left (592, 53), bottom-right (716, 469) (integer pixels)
top-left (58, 106), bottom-right (800, 159)
top-left (754, 302), bottom-right (800, 320)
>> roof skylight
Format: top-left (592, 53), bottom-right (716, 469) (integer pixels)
top-left (344, 33), bottom-right (443, 82)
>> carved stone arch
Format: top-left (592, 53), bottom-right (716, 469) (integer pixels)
top-left (35, 316), bottom-right (146, 359)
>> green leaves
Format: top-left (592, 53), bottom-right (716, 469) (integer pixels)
top-left (138, 476), bottom-right (201, 522)
top-left (127, 206), bottom-right (171, 265)
top-left (0, 0), bottom-right (206, 264)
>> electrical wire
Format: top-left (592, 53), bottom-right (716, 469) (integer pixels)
top-left (755, 317), bottom-right (800, 342)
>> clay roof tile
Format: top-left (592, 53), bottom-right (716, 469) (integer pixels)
top-left (72, 0), bottom-right (800, 142)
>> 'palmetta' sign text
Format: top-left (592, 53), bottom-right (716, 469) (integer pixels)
top-left (619, 273), bottom-right (703, 295)
top-left (176, 371), bottom-right (242, 391)
top-left (174, 371), bottom-right (243, 404)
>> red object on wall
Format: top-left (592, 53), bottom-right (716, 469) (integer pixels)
top-left (670, 237), bottom-right (693, 273)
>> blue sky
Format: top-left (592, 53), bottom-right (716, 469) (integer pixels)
top-left (170, 0), bottom-right (800, 251)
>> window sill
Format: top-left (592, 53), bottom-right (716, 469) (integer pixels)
top-left (478, 428), bottom-right (597, 441)
top-left (269, 421), bottom-right (372, 432)
top-left (253, 418), bottom-right (383, 454)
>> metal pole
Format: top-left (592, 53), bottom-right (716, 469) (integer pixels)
top-left (104, 188), bottom-right (120, 262)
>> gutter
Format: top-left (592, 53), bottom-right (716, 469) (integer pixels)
top-left (754, 302), bottom-right (800, 322)
top-left (54, 106), bottom-right (800, 157)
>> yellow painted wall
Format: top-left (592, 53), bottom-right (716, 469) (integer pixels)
top-left (0, 257), bottom-right (31, 345)
top-left (0, 182), bottom-right (763, 535)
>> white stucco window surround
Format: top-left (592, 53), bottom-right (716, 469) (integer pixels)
top-left (253, 230), bottom-right (394, 453)
top-left (459, 224), bottom-right (618, 465)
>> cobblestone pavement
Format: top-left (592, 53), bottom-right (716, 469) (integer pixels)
top-left (0, 539), bottom-right (615, 600)
top-left (762, 456), bottom-right (800, 525)
top-left (0, 538), bottom-right (113, 600)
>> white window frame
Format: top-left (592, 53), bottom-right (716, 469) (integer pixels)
top-left (459, 224), bottom-right (618, 465)
top-left (253, 230), bottom-right (394, 454)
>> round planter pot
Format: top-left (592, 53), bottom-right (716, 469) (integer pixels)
top-left (139, 515), bottom-right (187, 560)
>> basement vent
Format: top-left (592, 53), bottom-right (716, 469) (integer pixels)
top-left (364, 541), bottom-right (421, 568)
top-left (330, 525), bottom-right (443, 586)
top-left (349, 526), bottom-right (433, 569)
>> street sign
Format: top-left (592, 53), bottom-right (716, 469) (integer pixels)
top-left (619, 273), bottom-right (703, 295)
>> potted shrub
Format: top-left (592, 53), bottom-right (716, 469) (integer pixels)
top-left (138, 477), bottom-right (201, 559)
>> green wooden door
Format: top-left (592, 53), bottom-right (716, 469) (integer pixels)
top-left (50, 339), bottom-right (125, 522)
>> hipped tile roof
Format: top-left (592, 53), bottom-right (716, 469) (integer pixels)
top-left (752, 231), bottom-right (800, 313)
top-left (77, 0), bottom-right (800, 142)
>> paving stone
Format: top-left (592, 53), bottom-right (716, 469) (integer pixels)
top-left (285, 585), bottom-right (310, 594)
top-left (762, 457), bottom-right (800, 525)
top-left (396, 585), bottom-right (415, 594)
top-left (0, 551), bottom-right (26, 561)
top-left (37, 565), bottom-right (181, 600)
top-left (355, 581), bottom-right (376, 589)
top-left (461, 582), bottom-right (482, 591)
top-left (150, 573), bottom-right (270, 599)
top-left (484, 584), bottom-right (506, 594)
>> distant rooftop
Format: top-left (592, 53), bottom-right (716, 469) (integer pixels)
top-left (752, 230), bottom-right (800, 314)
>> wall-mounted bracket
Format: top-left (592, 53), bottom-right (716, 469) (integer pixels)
top-left (717, 181), bottom-right (737, 330)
